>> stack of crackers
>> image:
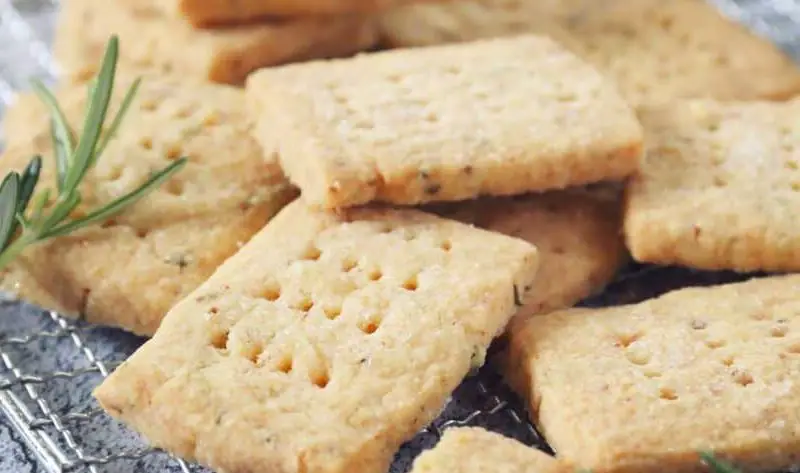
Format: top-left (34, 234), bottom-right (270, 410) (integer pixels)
top-left (2, 1), bottom-right (800, 473)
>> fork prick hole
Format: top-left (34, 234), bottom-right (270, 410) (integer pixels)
top-left (276, 356), bottom-right (293, 374)
top-left (359, 319), bottom-right (380, 335)
top-left (659, 387), bottom-right (678, 401)
top-left (402, 275), bottom-right (418, 292)
top-left (210, 330), bottom-right (229, 351)
top-left (324, 306), bottom-right (342, 320)
top-left (302, 245), bottom-right (322, 261)
top-left (261, 284), bottom-right (281, 302)
top-left (312, 370), bottom-right (330, 388)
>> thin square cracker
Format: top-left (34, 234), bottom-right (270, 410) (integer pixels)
top-left (429, 188), bottom-right (627, 315)
top-left (379, 0), bottom-right (800, 105)
top-left (624, 99), bottom-right (800, 273)
top-left (246, 35), bottom-right (643, 209)
top-left (54, 0), bottom-right (377, 86)
top-left (147, 0), bottom-right (436, 28)
top-left (504, 275), bottom-right (800, 473)
top-left (409, 427), bottom-right (569, 473)
top-left (0, 76), bottom-right (297, 336)
top-left (93, 200), bottom-right (539, 473)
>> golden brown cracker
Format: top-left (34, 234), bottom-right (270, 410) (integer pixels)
top-left (379, 0), bottom-right (800, 105)
top-left (154, 0), bottom-right (436, 27)
top-left (410, 427), bottom-right (569, 473)
top-left (94, 201), bottom-right (539, 473)
top-left (55, 0), bottom-right (377, 85)
top-left (505, 275), bottom-right (800, 473)
top-left (625, 99), bottom-right (800, 273)
top-left (247, 35), bottom-right (643, 209)
top-left (430, 189), bottom-right (626, 315)
top-left (0, 77), bottom-right (296, 336)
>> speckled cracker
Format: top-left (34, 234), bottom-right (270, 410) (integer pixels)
top-left (247, 35), bottom-right (643, 209)
top-left (504, 275), bottom-right (800, 473)
top-left (0, 77), bottom-right (296, 336)
top-left (93, 201), bottom-right (539, 473)
top-left (430, 189), bottom-right (626, 315)
top-left (379, 0), bottom-right (800, 105)
top-left (624, 99), bottom-right (800, 273)
top-left (410, 427), bottom-right (568, 473)
top-left (150, 0), bottom-right (434, 27)
top-left (54, 0), bottom-right (376, 85)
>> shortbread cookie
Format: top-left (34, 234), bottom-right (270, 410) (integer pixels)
top-left (410, 427), bottom-right (568, 473)
top-left (55, 0), bottom-right (377, 85)
top-left (0, 77), bottom-right (297, 336)
top-left (247, 35), bottom-right (643, 209)
top-left (380, 0), bottom-right (800, 105)
top-left (625, 99), bottom-right (800, 273)
top-left (150, 0), bottom-right (434, 27)
top-left (430, 189), bottom-right (626, 315)
top-left (505, 275), bottom-right (800, 473)
top-left (93, 201), bottom-right (539, 473)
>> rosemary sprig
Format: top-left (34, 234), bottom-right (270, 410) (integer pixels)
top-left (575, 453), bottom-right (743, 473)
top-left (0, 35), bottom-right (187, 271)
top-left (700, 452), bottom-right (744, 473)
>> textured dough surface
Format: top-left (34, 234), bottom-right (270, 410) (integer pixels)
top-left (247, 35), bottom-right (643, 209)
top-left (625, 99), bottom-right (800, 272)
top-left (55, 0), bottom-right (377, 85)
top-left (410, 427), bottom-right (569, 473)
top-left (430, 188), bottom-right (626, 315)
top-left (505, 275), bottom-right (800, 473)
top-left (379, 0), bottom-right (800, 105)
top-left (0, 76), bottom-right (296, 336)
top-left (94, 201), bottom-right (539, 473)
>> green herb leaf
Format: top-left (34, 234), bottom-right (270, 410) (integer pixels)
top-left (43, 157), bottom-right (187, 239)
top-left (39, 191), bottom-right (81, 234)
top-left (95, 77), bottom-right (141, 158)
top-left (0, 35), bottom-right (186, 272)
top-left (17, 156), bottom-right (41, 215)
top-left (27, 189), bottom-right (50, 227)
top-left (700, 452), bottom-right (743, 473)
top-left (63, 35), bottom-right (118, 191)
top-left (0, 173), bottom-right (20, 249)
top-left (31, 80), bottom-right (75, 191)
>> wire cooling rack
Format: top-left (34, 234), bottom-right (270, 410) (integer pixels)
top-left (0, 1), bottom-right (799, 472)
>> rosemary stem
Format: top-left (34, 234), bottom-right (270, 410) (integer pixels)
top-left (0, 231), bottom-right (37, 272)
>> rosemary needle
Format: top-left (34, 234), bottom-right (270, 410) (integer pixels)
top-left (0, 35), bottom-right (187, 271)
top-left (700, 452), bottom-right (744, 473)
top-left (575, 453), bottom-right (744, 473)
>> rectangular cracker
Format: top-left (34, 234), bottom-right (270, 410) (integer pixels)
top-left (504, 275), bottom-right (800, 473)
top-left (93, 201), bottom-right (539, 473)
top-left (54, 0), bottom-right (377, 85)
top-left (247, 35), bottom-right (643, 209)
top-left (410, 427), bottom-right (569, 473)
top-left (0, 76), bottom-right (296, 336)
top-left (428, 188), bottom-right (626, 315)
top-left (624, 99), bottom-right (800, 273)
top-left (379, 0), bottom-right (800, 105)
top-left (148, 0), bottom-right (435, 27)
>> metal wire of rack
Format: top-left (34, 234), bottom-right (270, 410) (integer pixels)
top-left (0, 0), bottom-right (799, 472)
